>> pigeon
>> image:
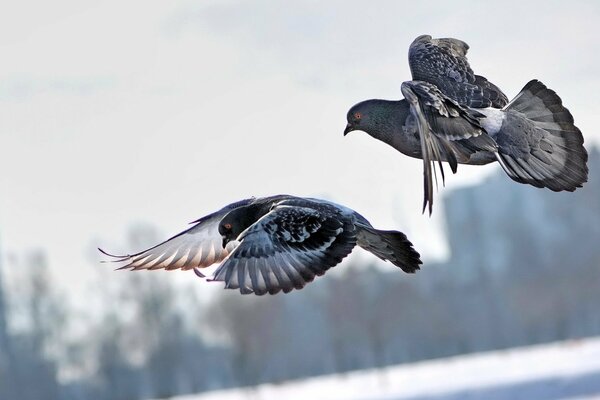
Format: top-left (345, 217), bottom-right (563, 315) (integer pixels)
top-left (344, 35), bottom-right (588, 214)
top-left (99, 195), bottom-right (422, 295)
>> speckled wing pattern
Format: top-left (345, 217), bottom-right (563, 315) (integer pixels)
top-left (401, 80), bottom-right (497, 214)
top-left (211, 202), bottom-right (357, 295)
top-left (99, 198), bottom-right (255, 271)
top-left (408, 35), bottom-right (508, 108)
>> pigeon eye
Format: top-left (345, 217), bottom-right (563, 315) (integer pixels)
top-left (354, 112), bottom-right (362, 120)
top-left (223, 223), bottom-right (232, 230)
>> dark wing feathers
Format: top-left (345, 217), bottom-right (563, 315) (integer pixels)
top-left (99, 199), bottom-right (255, 271)
top-left (401, 80), bottom-right (497, 214)
top-left (473, 74), bottom-right (508, 108)
top-left (212, 204), bottom-right (356, 295)
top-left (409, 35), bottom-right (508, 108)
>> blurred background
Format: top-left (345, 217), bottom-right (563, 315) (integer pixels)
top-left (1, 1), bottom-right (599, 399)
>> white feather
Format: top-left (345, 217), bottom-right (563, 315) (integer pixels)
top-left (478, 108), bottom-right (505, 136)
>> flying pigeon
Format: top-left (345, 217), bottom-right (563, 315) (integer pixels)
top-left (99, 195), bottom-right (422, 295)
top-left (344, 35), bottom-right (588, 214)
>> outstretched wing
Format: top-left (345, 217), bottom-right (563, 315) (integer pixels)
top-left (401, 80), bottom-right (497, 214)
top-left (211, 204), bottom-right (357, 295)
top-left (408, 35), bottom-right (508, 108)
top-left (99, 198), bottom-right (255, 271)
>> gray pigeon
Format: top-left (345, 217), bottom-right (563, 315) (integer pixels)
top-left (344, 35), bottom-right (588, 214)
top-left (99, 195), bottom-right (422, 295)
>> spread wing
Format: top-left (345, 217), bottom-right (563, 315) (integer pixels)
top-left (401, 80), bottom-right (497, 214)
top-left (211, 204), bottom-right (357, 295)
top-left (99, 198), bottom-right (255, 271)
top-left (408, 35), bottom-right (508, 108)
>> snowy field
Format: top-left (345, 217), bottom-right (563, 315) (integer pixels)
top-left (164, 337), bottom-right (600, 400)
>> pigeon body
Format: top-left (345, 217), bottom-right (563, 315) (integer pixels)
top-left (344, 35), bottom-right (588, 214)
top-left (100, 195), bottom-right (422, 295)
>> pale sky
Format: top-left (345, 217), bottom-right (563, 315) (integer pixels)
top-left (1, 0), bottom-right (599, 299)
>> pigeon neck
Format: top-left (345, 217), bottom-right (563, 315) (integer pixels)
top-left (366, 100), bottom-right (409, 144)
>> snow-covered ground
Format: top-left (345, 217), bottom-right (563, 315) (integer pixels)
top-left (165, 337), bottom-right (600, 400)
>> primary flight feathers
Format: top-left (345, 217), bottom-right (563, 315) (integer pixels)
top-left (345, 34), bottom-right (588, 214)
top-left (100, 195), bottom-right (422, 295)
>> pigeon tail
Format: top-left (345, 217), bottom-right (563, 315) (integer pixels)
top-left (496, 80), bottom-right (588, 191)
top-left (355, 223), bottom-right (422, 273)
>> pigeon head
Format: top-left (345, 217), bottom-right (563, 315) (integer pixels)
top-left (218, 204), bottom-right (267, 248)
top-left (344, 100), bottom-right (372, 136)
top-left (218, 219), bottom-right (237, 248)
top-left (344, 99), bottom-right (407, 138)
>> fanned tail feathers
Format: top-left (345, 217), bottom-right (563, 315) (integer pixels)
top-left (498, 80), bottom-right (588, 191)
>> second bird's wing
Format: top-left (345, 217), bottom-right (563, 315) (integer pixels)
top-left (211, 203), bottom-right (357, 295)
top-left (408, 35), bottom-right (508, 108)
top-left (99, 199), bottom-right (255, 271)
top-left (401, 80), bottom-right (497, 214)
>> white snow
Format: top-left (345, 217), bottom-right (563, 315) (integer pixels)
top-left (160, 337), bottom-right (600, 400)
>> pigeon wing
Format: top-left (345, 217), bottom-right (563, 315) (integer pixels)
top-left (99, 198), bottom-right (255, 271)
top-left (212, 204), bottom-right (357, 295)
top-left (401, 80), bottom-right (497, 214)
top-left (408, 35), bottom-right (508, 108)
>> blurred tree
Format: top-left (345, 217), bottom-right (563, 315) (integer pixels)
top-left (130, 273), bottom-right (187, 397)
top-left (0, 241), bottom-right (17, 400)
top-left (5, 250), bottom-right (63, 400)
top-left (95, 313), bottom-right (144, 400)
top-left (205, 292), bottom-right (284, 387)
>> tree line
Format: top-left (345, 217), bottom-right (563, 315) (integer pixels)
top-left (0, 148), bottom-right (598, 400)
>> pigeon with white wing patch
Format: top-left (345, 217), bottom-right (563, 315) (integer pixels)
top-left (344, 35), bottom-right (588, 214)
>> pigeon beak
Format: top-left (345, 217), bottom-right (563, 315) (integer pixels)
top-left (343, 123), bottom-right (354, 136)
top-left (222, 237), bottom-right (228, 249)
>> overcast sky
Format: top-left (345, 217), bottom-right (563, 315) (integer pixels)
top-left (1, 0), bottom-right (599, 299)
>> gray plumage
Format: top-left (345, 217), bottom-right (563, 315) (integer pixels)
top-left (494, 81), bottom-right (588, 192)
top-left (100, 195), bottom-right (422, 295)
top-left (344, 35), bottom-right (588, 214)
top-left (409, 35), bottom-right (508, 108)
top-left (400, 80), bottom-right (498, 211)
